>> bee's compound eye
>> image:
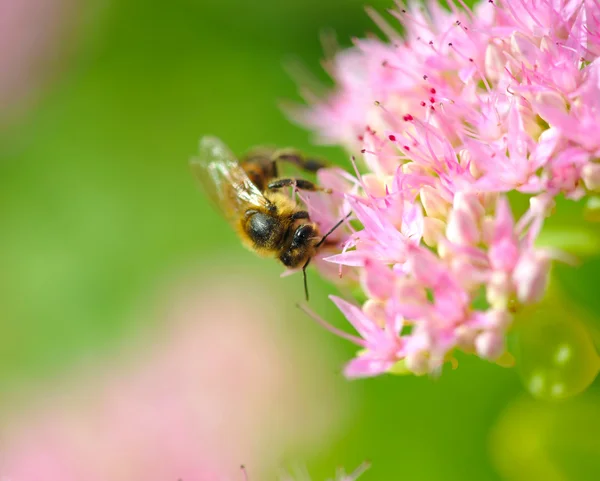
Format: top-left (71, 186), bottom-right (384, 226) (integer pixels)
top-left (293, 224), bottom-right (314, 244)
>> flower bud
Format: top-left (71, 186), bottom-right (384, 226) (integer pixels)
top-left (518, 96), bottom-right (544, 139)
top-left (534, 91), bottom-right (568, 126)
top-left (422, 217), bottom-right (446, 247)
top-left (455, 192), bottom-right (485, 220)
top-left (513, 252), bottom-right (550, 304)
top-left (455, 325), bottom-right (477, 351)
top-left (405, 350), bottom-right (429, 375)
top-left (529, 195), bottom-right (555, 218)
top-left (420, 185), bottom-right (450, 219)
top-left (458, 149), bottom-right (472, 169)
top-left (475, 330), bottom-right (505, 360)
top-left (437, 240), bottom-right (451, 260)
top-left (485, 309), bottom-right (513, 330)
top-left (487, 270), bottom-right (512, 309)
top-left (582, 163), bottom-right (600, 192)
top-left (362, 299), bottom-right (387, 328)
top-left (480, 192), bottom-right (498, 214)
top-left (481, 216), bottom-right (495, 245)
top-left (446, 205), bottom-right (480, 245)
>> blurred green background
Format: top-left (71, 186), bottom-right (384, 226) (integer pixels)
top-left (1, 0), bottom-right (599, 480)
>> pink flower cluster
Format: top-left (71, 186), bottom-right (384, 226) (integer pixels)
top-left (294, 0), bottom-right (600, 376)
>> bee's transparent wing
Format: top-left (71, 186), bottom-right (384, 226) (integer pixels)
top-left (190, 136), bottom-right (270, 221)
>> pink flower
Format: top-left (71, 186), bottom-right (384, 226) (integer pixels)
top-left (292, 0), bottom-right (600, 198)
top-left (289, 0), bottom-right (599, 376)
top-left (331, 294), bottom-right (404, 378)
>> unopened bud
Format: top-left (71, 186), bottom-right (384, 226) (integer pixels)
top-left (422, 217), bottom-right (446, 247)
top-left (455, 326), bottom-right (477, 351)
top-left (446, 205), bottom-right (480, 245)
top-left (454, 192), bottom-right (485, 220)
top-left (405, 350), bottom-right (429, 375)
top-left (468, 157), bottom-right (484, 179)
top-left (362, 299), bottom-right (387, 328)
top-left (420, 185), bottom-right (450, 219)
top-left (475, 330), bottom-right (505, 360)
top-left (480, 191), bottom-right (498, 214)
top-left (582, 163), bottom-right (600, 192)
top-left (458, 149), bottom-right (472, 169)
top-left (487, 270), bottom-right (512, 309)
top-left (485, 309), bottom-right (513, 330)
top-left (481, 216), bottom-right (495, 245)
top-left (530, 195), bottom-right (555, 218)
top-left (518, 97), bottom-right (543, 139)
top-left (533, 91), bottom-right (568, 130)
top-left (513, 251), bottom-right (550, 304)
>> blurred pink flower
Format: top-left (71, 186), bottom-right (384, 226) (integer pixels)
top-left (288, 0), bottom-right (600, 376)
top-left (0, 275), bottom-right (344, 480)
top-left (0, 0), bottom-right (73, 123)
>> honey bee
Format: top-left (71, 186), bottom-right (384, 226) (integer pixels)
top-left (190, 136), bottom-right (348, 300)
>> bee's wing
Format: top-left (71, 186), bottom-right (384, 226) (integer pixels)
top-left (190, 136), bottom-right (271, 221)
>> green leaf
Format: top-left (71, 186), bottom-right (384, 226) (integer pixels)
top-left (536, 226), bottom-right (600, 257)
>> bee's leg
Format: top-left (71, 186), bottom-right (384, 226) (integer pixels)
top-left (271, 149), bottom-right (326, 173)
top-left (268, 178), bottom-right (331, 193)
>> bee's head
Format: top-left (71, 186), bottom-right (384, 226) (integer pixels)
top-left (292, 223), bottom-right (317, 247)
top-left (279, 223), bottom-right (319, 268)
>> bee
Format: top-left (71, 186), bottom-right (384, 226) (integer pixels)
top-left (190, 136), bottom-right (348, 300)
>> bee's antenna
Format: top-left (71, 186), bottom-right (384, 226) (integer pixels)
top-left (302, 211), bottom-right (352, 302)
top-left (302, 258), bottom-right (311, 301)
top-left (315, 211), bottom-right (353, 248)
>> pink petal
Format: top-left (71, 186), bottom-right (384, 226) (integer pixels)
top-left (362, 259), bottom-right (394, 299)
top-left (343, 355), bottom-right (394, 378)
top-left (493, 197), bottom-right (515, 240)
top-left (330, 296), bottom-right (381, 341)
top-left (324, 250), bottom-right (366, 267)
